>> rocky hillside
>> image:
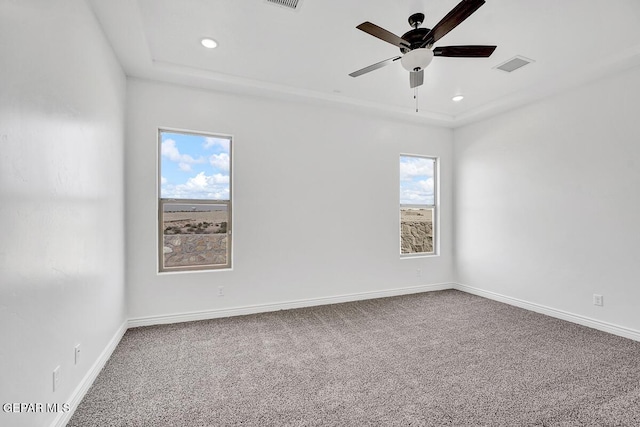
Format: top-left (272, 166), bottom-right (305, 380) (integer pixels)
top-left (401, 221), bottom-right (433, 254)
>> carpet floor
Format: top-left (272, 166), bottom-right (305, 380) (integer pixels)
top-left (69, 290), bottom-right (640, 426)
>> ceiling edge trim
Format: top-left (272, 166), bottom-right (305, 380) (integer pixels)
top-left (454, 45), bottom-right (640, 128)
top-left (149, 60), bottom-right (455, 127)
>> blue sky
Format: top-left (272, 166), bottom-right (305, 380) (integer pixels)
top-left (400, 156), bottom-right (435, 205)
top-left (160, 131), bottom-right (230, 200)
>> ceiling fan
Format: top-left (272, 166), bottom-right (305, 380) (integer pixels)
top-left (349, 0), bottom-right (497, 89)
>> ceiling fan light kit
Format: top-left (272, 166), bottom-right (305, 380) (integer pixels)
top-left (349, 0), bottom-right (497, 110)
top-left (401, 48), bottom-right (433, 72)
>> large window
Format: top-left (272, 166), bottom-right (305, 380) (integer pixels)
top-left (158, 129), bottom-right (232, 272)
top-left (400, 155), bottom-right (436, 256)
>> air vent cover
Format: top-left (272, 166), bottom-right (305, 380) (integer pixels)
top-left (265, 0), bottom-right (302, 10)
top-left (495, 56), bottom-right (534, 73)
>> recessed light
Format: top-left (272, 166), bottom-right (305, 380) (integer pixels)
top-left (452, 95), bottom-right (464, 102)
top-left (200, 38), bottom-right (218, 49)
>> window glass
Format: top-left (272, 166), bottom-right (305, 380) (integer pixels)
top-left (159, 130), bottom-right (231, 271)
top-left (400, 155), bottom-right (436, 256)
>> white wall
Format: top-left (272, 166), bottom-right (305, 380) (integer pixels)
top-left (454, 65), bottom-right (640, 332)
top-left (126, 79), bottom-right (454, 320)
top-left (0, 1), bottom-right (126, 426)
top-left (0, 2), bottom-right (637, 425)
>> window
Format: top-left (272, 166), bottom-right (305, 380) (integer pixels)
top-left (400, 155), bottom-right (436, 256)
top-left (158, 129), bottom-right (232, 272)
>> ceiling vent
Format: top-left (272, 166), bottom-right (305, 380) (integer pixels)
top-left (494, 56), bottom-right (534, 73)
top-left (265, 0), bottom-right (302, 10)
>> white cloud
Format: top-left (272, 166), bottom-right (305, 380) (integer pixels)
top-left (419, 178), bottom-right (434, 193)
top-left (203, 137), bottom-right (230, 153)
top-left (178, 162), bottom-right (192, 172)
top-left (188, 171), bottom-right (229, 186)
top-left (400, 157), bottom-right (434, 204)
top-left (162, 172), bottom-right (230, 200)
top-left (162, 139), bottom-right (205, 165)
top-left (400, 157), bottom-right (434, 182)
top-left (400, 178), bottom-right (434, 205)
top-left (209, 153), bottom-right (230, 171)
top-left (161, 176), bottom-right (167, 185)
top-left (400, 190), bottom-right (434, 205)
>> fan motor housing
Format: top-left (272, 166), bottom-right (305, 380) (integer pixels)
top-left (400, 28), bottom-right (431, 53)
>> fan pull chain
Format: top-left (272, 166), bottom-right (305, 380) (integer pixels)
top-left (414, 87), bottom-right (419, 112)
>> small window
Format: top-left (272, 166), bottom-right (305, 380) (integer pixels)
top-left (400, 155), bottom-right (436, 256)
top-left (159, 129), bottom-right (232, 272)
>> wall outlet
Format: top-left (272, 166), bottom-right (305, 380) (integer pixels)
top-left (416, 269), bottom-right (422, 278)
top-left (218, 286), bottom-right (224, 297)
top-left (593, 294), bottom-right (604, 306)
top-left (75, 344), bottom-right (81, 365)
top-left (53, 366), bottom-right (60, 392)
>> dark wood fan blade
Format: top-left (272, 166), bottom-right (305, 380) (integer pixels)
top-left (433, 45), bottom-right (496, 57)
top-left (356, 22), bottom-right (410, 49)
top-left (421, 0), bottom-right (485, 47)
top-left (349, 56), bottom-right (402, 78)
top-left (409, 70), bottom-right (424, 88)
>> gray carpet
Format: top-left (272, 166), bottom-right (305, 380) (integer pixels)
top-left (68, 290), bottom-right (640, 426)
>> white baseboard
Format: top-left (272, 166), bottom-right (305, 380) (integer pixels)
top-left (453, 283), bottom-right (640, 342)
top-left (47, 281), bottom-right (640, 427)
top-left (128, 282), bottom-right (455, 328)
top-left (51, 320), bottom-right (128, 427)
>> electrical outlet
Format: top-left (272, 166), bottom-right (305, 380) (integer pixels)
top-left (53, 366), bottom-right (60, 392)
top-left (593, 294), bottom-right (603, 307)
top-left (416, 269), bottom-right (422, 278)
top-left (75, 344), bottom-right (81, 365)
top-left (218, 286), bottom-right (224, 297)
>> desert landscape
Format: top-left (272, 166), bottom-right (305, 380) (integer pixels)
top-left (401, 208), bottom-right (433, 254)
top-left (162, 209), bottom-right (229, 268)
top-left (163, 209), bottom-right (228, 235)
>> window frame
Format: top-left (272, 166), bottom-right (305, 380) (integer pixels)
top-left (399, 154), bottom-right (438, 258)
top-left (157, 128), bottom-right (233, 273)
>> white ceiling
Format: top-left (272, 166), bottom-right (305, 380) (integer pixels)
top-left (89, 0), bottom-right (640, 127)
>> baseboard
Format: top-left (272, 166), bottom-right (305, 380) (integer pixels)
top-left (128, 282), bottom-right (455, 328)
top-left (45, 281), bottom-right (640, 427)
top-left (51, 320), bottom-right (128, 427)
top-left (453, 283), bottom-right (640, 342)
top-left (47, 284), bottom-right (452, 425)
